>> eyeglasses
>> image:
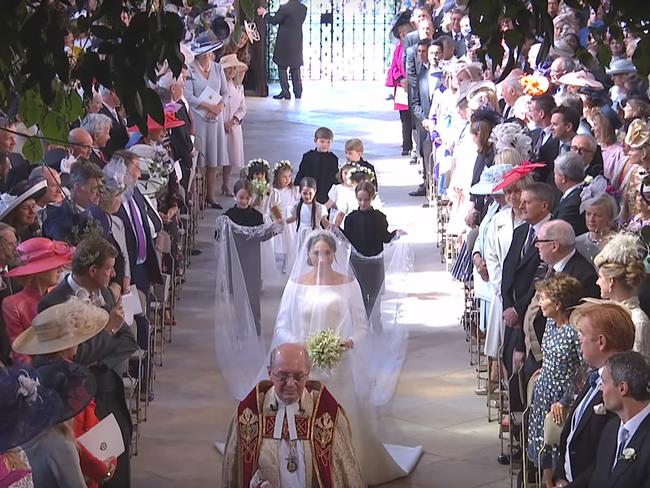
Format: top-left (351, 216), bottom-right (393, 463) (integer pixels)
top-left (571, 146), bottom-right (595, 154)
top-left (535, 239), bottom-right (555, 244)
top-left (270, 371), bottom-right (307, 383)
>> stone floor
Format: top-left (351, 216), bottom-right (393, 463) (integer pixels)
top-left (131, 81), bottom-right (510, 487)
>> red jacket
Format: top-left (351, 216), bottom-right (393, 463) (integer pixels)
top-left (2, 286), bottom-right (43, 365)
top-left (73, 400), bottom-right (116, 488)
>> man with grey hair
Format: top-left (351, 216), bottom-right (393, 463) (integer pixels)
top-left (500, 73), bottom-right (525, 119)
top-left (553, 151), bottom-right (588, 235)
top-left (585, 351), bottom-right (650, 487)
top-left (81, 113), bottom-right (113, 167)
top-left (222, 342), bottom-right (364, 487)
top-left (571, 133), bottom-right (604, 178)
top-left (519, 219), bottom-right (598, 388)
top-left (99, 86), bottom-right (129, 158)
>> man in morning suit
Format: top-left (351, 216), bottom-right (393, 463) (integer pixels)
top-left (537, 106), bottom-right (580, 184)
top-left (501, 182), bottom-right (554, 377)
top-left (553, 151), bottom-right (588, 235)
top-left (111, 151), bottom-right (163, 350)
top-left (38, 236), bottom-right (137, 488)
top-left (553, 302), bottom-right (636, 487)
top-left (573, 351), bottom-right (650, 488)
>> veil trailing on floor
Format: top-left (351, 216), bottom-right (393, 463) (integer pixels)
top-left (214, 221), bottom-right (412, 407)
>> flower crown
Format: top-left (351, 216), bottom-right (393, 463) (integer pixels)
top-left (245, 158), bottom-right (270, 178)
top-left (272, 160), bottom-right (293, 179)
top-left (348, 163), bottom-right (376, 184)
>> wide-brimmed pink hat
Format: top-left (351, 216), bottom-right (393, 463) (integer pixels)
top-left (128, 111), bottom-right (185, 132)
top-left (6, 238), bottom-right (75, 278)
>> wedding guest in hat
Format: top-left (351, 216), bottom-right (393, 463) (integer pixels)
top-left (619, 119), bottom-right (650, 223)
top-left (13, 298), bottom-right (118, 488)
top-left (184, 40), bottom-right (229, 209)
top-left (0, 179), bottom-right (47, 242)
top-left (575, 176), bottom-right (618, 266)
top-left (0, 223), bottom-right (19, 366)
top-left (220, 54), bottom-right (249, 196)
top-left (2, 237), bottom-right (74, 365)
top-left (606, 59), bottom-right (637, 109)
top-left (9, 312), bottom-right (100, 488)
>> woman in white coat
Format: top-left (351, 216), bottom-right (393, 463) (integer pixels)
top-left (483, 163), bottom-right (538, 386)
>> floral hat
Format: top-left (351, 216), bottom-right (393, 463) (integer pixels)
top-left (272, 160), bottom-right (293, 179)
top-left (520, 74), bottom-right (550, 97)
top-left (493, 161), bottom-right (546, 192)
top-left (6, 238), bottom-right (74, 278)
top-left (0, 360), bottom-right (95, 452)
top-left (606, 59), bottom-right (637, 76)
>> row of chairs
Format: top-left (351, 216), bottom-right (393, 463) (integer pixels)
top-left (122, 161), bottom-right (207, 456)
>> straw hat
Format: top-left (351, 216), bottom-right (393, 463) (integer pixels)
top-left (0, 180), bottom-right (47, 221)
top-left (557, 70), bottom-right (604, 90)
top-left (220, 54), bottom-right (248, 84)
top-left (625, 118), bottom-right (650, 149)
top-left (6, 238), bottom-right (74, 278)
top-left (12, 297), bottom-right (109, 356)
top-left (470, 164), bottom-right (514, 195)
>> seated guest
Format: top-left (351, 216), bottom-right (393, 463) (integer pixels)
top-left (553, 151), bottom-right (587, 235)
top-left (571, 134), bottom-right (603, 178)
top-left (1, 358), bottom-right (94, 488)
top-left (13, 299), bottom-right (117, 488)
top-left (526, 274), bottom-right (584, 488)
top-left (222, 343), bottom-right (364, 487)
top-left (37, 237), bottom-right (137, 488)
top-left (553, 301), bottom-right (636, 487)
top-left (0, 116), bottom-right (31, 193)
top-left (80, 113), bottom-right (113, 167)
top-left (0, 180), bottom-right (47, 242)
top-left (594, 233), bottom-right (650, 357)
top-left (3, 237), bottom-right (74, 365)
top-left (42, 160), bottom-right (109, 244)
top-left (574, 176), bottom-right (618, 266)
top-left (581, 351), bottom-right (650, 487)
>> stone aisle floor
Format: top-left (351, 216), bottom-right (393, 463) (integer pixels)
top-left (131, 81), bottom-right (510, 488)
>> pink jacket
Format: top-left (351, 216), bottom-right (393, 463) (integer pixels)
top-left (385, 42), bottom-right (408, 111)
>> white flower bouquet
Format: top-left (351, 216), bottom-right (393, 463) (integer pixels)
top-left (251, 179), bottom-right (270, 199)
top-left (306, 329), bottom-right (343, 370)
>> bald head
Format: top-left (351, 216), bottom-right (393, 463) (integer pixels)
top-left (68, 128), bottom-right (93, 159)
top-left (268, 343), bottom-right (311, 405)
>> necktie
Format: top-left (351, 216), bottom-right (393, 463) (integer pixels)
top-left (612, 427), bottom-right (629, 471)
top-left (522, 226), bottom-right (536, 256)
top-left (534, 130), bottom-right (546, 153)
top-left (128, 197), bottom-right (147, 263)
top-left (572, 371), bottom-right (600, 430)
top-left (560, 142), bottom-right (570, 154)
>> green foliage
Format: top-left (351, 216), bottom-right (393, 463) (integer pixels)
top-left (468, 0), bottom-right (650, 81)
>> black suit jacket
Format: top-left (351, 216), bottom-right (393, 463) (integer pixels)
top-left (557, 386), bottom-right (615, 485)
top-left (38, 277), bottom-right (137, 371)
top-left (585, 146), bottom-right (604, 178)
top-left (42, 200), bottom-right (110, 243)
top-left (555, 187), bottom-right (588, 236)
top-left (266, 0), bottom-right (307, 68)
top-left (293, 150), bottom-right (339, 205)
top-left (114, 188), bottom-right (163, 288)
top-left (578, 414), bottom-right (650, 488)
top-left (502, 223), bottom-right (543, 320)
top-left (536, 137), bottom-right (560, 184)
top-left (99, 105), bottom-right (128, 158)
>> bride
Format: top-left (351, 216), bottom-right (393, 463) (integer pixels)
top-left (214, 219), bottom-right (421, 485)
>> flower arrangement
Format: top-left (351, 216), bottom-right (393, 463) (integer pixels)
top-left (251, 179), bottom-right (270, 199)
top-left (306, 329), bottom-right (344, 370)
top-left (520, 74), bottom-right (550, 97)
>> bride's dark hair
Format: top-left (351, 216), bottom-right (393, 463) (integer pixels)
top-left (306, 232), bottom-right (337, 266)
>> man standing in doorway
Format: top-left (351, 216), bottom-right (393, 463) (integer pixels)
top-left (258, 0), bottom-right (308, 100)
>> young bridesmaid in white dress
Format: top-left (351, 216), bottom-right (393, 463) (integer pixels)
top-left (325, 162), bottom-right (358, 226)
top-left (270, 161), bottom-right (299, 272)
top-left (286, 177), bottom-right (328, 255)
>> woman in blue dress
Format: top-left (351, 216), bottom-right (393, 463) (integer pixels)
top-left (526, 273), bottom-right (584, 488)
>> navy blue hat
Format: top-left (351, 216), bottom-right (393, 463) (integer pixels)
top-left (599, 104), bottom-right (622, 130)
top-left (0, 360), bottom-right (95, 452)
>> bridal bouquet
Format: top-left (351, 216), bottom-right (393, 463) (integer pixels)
top-left (306, 329), bottom-right (343, 370)
top-left (251, 179), bottom-right (270, 199)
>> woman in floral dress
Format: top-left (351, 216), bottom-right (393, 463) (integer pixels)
top-left (526, 274), bottom-right (584, 488)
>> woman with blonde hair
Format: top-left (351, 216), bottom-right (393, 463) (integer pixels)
top-left (594, 233), bottom-right (650, 356)
top-left (587, 107), bottom-right (626, 187)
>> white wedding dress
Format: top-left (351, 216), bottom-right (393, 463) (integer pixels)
top-left (271, 278), bottom-right (422, 486)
